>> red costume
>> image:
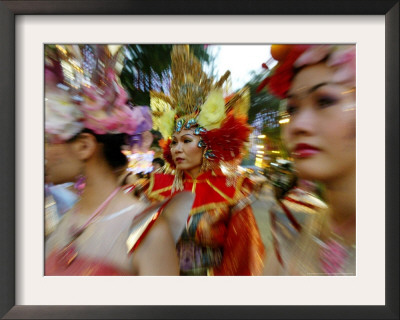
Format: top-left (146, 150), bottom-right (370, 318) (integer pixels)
top-left (146, 170), bottom-right (265, 275)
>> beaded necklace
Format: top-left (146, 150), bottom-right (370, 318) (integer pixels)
top-left (317, 213), bottom-right (356, 275)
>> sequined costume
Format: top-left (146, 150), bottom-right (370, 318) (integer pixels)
top-left (266, 187), bottom-right (356, 276)
top-left (146, 170), bottom-right (265, 276)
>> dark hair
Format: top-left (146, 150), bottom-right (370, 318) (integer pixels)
top-left (152, 157), bottom-right (165, 167)
top-left (95, 133), bottom-right (128, 169)
top-left (70, 129), bottom-right (128, 169)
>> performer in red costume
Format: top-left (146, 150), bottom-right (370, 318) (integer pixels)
top-left (44, 45), bottom-right (193, 276)
top-left (146, 45), bottom-right (265, 276)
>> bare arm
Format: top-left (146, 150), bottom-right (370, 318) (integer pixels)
top-left (131, 216), bottom-right (180, 276)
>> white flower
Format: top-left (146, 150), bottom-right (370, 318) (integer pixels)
top-left (45, 89), bottom-right (84, 143)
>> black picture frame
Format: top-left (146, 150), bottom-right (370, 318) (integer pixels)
top-left (0, 1), bottom-right (398, 319)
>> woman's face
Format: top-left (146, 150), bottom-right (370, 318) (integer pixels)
top-left (170, 129), bottom-right (203, 177)
top-left (45, 141), bottom-right (82, 185)
top-left (281, 63), bottom-right (356, 183)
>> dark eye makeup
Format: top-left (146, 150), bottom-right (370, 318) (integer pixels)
top-left (286, 104), bottom-right (298, 115)
top-left (170, 137), bottom-right (193, 145)
top-left (316, 95), bottom-right (338, 108)
top-left (286, 91), bottom-right (339, 115)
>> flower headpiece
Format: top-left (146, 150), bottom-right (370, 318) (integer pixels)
top-left (257, 44), bottom-right (356, 99)
top-left (45, 44), bottom-right (142, 144)
top-left (150, 45), bottom-right (251, 173)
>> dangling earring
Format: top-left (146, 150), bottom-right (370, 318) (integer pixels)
top-left (200, 148), bottom-right (216, 173)
top-left (74, 174), bottom-right (86, 196)
top-left (200, 157), bottom-right (211, 173)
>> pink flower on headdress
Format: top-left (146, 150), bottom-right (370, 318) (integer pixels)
top-left (45, 45), bottom-right (142, 143)
top-left (293, 45), bottom-right (332, 68)
top-left (262, 44), bottom-right (356, 99)
top-left (294, 45), bottom-right (356, 87)
top-left (327, 46), bottom-right (356, 87)
top-left (113, 85), bottom-right (129, 108)
top-left (80, 70), bottom-right (139, 135)
top-left (45, 72), bottom-right (85, 143)
top-left (267, 46), bottom-right (311, 99)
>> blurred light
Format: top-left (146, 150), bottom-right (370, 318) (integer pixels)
top-left (56, 45), bottom-right (67, 56)
top-left (257, 151), bottom-right (264, 154)
top-left (258, 135), bottom-right (266, 138)
top-left (220, 165), bottom-right (228, 175)
top-left (342, 88), bottom-right (355, 95)
top-left (256, 145), bottom-right (264, 149)
top-left (272, 150), bottom-right (280, 154)
top-left (255, 161), bottom-right (262, 168)
top-left (108, 45), bottom-right (122, 56)
top-left (56, 83), bottom-right (69, 91)
top-left (256, 154), bottom-right (263, 158)
top-left (279, 118), bottom-right (290, 124)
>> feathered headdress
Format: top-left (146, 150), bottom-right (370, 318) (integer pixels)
top-left (150, 45), bottom-right (251, 175)
top-left (45, 44), bottom-right (143, 144)
top-left (257, 44), bottom-right (356, 99)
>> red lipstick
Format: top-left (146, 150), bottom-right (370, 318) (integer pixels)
top-left (292, 143), bottom-right (320, 158)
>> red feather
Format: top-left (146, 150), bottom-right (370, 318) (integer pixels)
top-left (267, 45), bottom-right (311, 99)
top-left (201, 114), bottom-right (250, 162)
top-left (160, 138), bottom-right (176, 169)
top-left (258, 45), bottom-right (311, 99)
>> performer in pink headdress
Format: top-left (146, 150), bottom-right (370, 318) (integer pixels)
top-left (259, 45), bottom-right (356, 276)
top-left (44, 45), bottom-right (194, 276)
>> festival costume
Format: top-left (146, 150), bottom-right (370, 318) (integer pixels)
top-left (268, 192), bottom-right (356, 275)
top-left (259, 45), bottom-right (356, 276)
top-left (46, 200), bottom-right (147, 275)
top-left (45, 193), bottom-right (194, 276)
top-left (147, 170), bottom-right (264, 275)
top-left (44, 45), bottom-right (194, 275)
top-left (147, 45), bottom-right (265, 275)
top-left (267, 187), bottom-right (357, 276)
